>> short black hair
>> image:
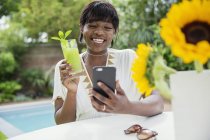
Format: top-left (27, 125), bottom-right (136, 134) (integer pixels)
top-left (79, 0), bottom-right (119, 43)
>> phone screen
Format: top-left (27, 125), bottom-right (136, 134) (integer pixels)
top-left (92, 66), bottom-right (116, 98)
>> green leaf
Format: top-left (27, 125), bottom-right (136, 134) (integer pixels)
top-left (51, 37), bottom-right (61, 41)
top-left (64, 30), bottom-right (72, 39)
top-left (58, 31), bottom-right (64, 39)
top-left (60, 39), bottom-right (68, 48)
top-left (194, 60), bottom-right (203, 73)
top-left (208, 60), bottom-right (210, 69)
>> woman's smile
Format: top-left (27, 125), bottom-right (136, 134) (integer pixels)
top-left (90, 37), bottom-right (106, 49)
top-left (92, 38), bottom-right (105, 44)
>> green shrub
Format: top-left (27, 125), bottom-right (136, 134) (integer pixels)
top-left (0, 81), bottom-right (21, 94)
top-left (43, 66), bottom-right (54, 96)
top-left (0, 81), bottom-right (22, 103)
top-left (20, 68), bottom-right (53, 98)
top-left (0, 52), bottom-right (17, 80)
top-left (20, 69), bottom-right (45, 97)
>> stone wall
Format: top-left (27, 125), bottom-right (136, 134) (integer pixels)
top-left (21, 44), bottom-right (63, 71)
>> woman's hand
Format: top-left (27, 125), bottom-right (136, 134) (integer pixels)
top-left (59, 60), bottom-right (81, 93)
top-left (89, 81), bottom-right (131, 114)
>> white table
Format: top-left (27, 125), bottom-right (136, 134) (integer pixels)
top-left (9, 112), bottom-right (174, 140)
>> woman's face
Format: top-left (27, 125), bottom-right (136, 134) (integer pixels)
top-left (81, 21), bottom-right (116, 53)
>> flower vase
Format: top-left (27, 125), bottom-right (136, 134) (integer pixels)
top-left (170, 70), bottom-right (210, 140)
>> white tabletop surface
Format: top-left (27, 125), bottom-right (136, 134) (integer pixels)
top-left (9, 112), bottom-right (174, 140)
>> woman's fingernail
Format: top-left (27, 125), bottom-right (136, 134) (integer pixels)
top-left (97, 82), bottom-right (102, 86)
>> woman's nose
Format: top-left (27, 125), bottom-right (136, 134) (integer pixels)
top-left (94, 28), bottom-right (104, 35)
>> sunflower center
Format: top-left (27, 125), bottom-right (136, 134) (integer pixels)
top-left (182, 21), bottom-right (210, 44)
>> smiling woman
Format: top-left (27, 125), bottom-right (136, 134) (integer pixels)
top-left (53, 0), bottom-right (164, 125)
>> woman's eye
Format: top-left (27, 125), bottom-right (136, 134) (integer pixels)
top-left (104, 27), bottom-right (113, 30)
top-left (88, 25), bottom-right (96, 28)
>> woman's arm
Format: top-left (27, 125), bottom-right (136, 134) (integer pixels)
top-left (126, 93), bottom-right (164, 117)
top-left (90, 81), bottom-right (164, 117)
top-left (54, 60), bottom-right (80, 124)
top-left (54, 91), bottom-right (77, 124)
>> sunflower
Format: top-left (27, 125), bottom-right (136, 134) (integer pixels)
top-left (131, 44), bottom-right (154, 97)
top-left (160, 0), bottom-right (210, 65)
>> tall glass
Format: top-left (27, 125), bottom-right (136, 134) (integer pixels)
top-left (61, 39), bottom-right (82, 73)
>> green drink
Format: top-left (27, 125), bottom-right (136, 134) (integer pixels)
top-left (61, 39), bottom-right (82, 73)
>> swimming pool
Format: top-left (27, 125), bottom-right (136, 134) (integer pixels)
top-left (0, 100), bottom-right (56, 137)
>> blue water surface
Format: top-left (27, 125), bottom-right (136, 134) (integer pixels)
top-left (0, 103), bottom-right (56, 132)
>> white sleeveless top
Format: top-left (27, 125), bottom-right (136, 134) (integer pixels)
top-left (52, 48), bottom-right (141, 121)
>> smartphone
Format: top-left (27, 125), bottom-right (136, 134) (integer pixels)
top-left (92, 66), bottom-right (116, 98)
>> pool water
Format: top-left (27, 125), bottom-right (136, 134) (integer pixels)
top-left (0, 103), bottom-right (56, 133)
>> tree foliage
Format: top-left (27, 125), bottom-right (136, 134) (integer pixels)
top-left (0, 0), bottom-right (20, 18)
top-left (12, 0), bottom-right (91, 42)
top-left (0, 22), bottom-right (27, 61)
top-left (112, 0), bottom-right (174, 49)
top-left (0, 0), bottom-right (94, 102)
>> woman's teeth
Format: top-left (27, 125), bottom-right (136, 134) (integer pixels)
top-left (93, 38), bottom-right (104, 44)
